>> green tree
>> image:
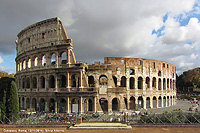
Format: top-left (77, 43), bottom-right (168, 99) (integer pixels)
top-left (0, 77), bottom-right (19, 121)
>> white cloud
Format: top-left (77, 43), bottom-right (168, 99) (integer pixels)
top-left (0, 56), bottom-right (3, 64)
top-left (0, 66), bottom-right (15, 74)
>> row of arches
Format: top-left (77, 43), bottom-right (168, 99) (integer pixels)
top-left (17, 50), bottom-right (71, 72)
top-left (88, 74), bottom-right (176, 90)
top-left (17, 74), bottom-right (82, 89)
top-left (19, 95), bottom-right (176, 113)
top-left (19, 97), bottom-right (93, 113)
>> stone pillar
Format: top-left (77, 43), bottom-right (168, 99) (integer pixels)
top-left (149, 78), bottom-right (152, 90)
top-left (79, 96), bottom-right (83, 114)
top-left (135, 97), bottom-right (138, 110)
top-left (55, 75), bottom-right (58, 91)
top-left (108, 97), bottom-right (112, 113)
top-left (143, 78), bottom-right (146, 91)
top-left (156, 78), bottom-right (158, 91)
top-left (45, 76), bottom-right (48, 91)
top-left (161, 97), bottom-right (163, 108)
top-left (135, 77), bottom-right (138, 90)
top-left (80, 71), bottom-right (83, 88)
top-left (156, 97), bottom-right (159, 108)
top-left (161, 79), bottom-right (163, 91)
top-left (127, 95), bottom-right (130, 110)
top-left (67, 48), bottom-right (71, 64)
top-left (94, 97), bottom-right (97, 112)
top-left (66, 97), bottom-right (70, 113)
top-left (55, 101), bottom-right (58, 113)
top-left (150, 97), bottom-right (153, 108)
top-left (45, 101), bottom-right (48, 112)
top-left (143, 97), bottom-right (146, 109)
top-left (66, 72), bottom-right (70, 88)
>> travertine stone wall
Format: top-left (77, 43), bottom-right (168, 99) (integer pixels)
top-left (16, 18), bottom-right (176, 114)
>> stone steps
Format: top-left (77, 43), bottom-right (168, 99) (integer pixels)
top-left (69, 122), bottom-right (132, 130)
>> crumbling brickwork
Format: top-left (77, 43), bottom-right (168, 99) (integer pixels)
top-left (15, 18), bottom-right (176, 113)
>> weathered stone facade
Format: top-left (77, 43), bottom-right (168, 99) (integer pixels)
top-left (15, 18), bottom-right (176, 113)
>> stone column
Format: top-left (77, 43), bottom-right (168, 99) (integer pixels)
top-left (161, 79), bottom-right (163, 91)
top-left (156, 78), bottom-right (158, 91)
top-left (55, 75), bottom-right (58, 91)
top-left (150, 97), bottom-right (153, 108)
top-left (66, 97), bottom-right (70, 113)
top-left (79, 71), bottom-right (83, 88)
top-left (143, 97), bottom-right (146, 109)
top-left (149, 78), bottom-right (152, 90)
top-left (108, 97), bottom-right (112, 113)
top-left (45, 101), bottom-right (48, 112)
top-left (55, 101), bottom-right (58, 113)
top-left (67, 48), bottom-right (71, 64)
top-left (94, 97), bottom-right (97, 112)
top-left (66, 72), bottom-right (70, 88)
top-left (135, 97), bottom-right (138, 110)
top-left (79, 96), bottom-right (83, 114)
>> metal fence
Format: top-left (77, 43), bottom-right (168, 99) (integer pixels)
top-left (1, 111), bottom-right (200, 125)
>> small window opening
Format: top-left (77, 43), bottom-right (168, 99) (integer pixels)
top-left (153, 62), bottom-right (155, 69)
top-left (42, 33), bottom-right (45, 39)
top-left (163, 63), bottom-right (165, 68)
top-left (121, 60), bottom-right (124, 64)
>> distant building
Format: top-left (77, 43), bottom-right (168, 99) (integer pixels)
top-left (15, 18), bottom-right (176, 113)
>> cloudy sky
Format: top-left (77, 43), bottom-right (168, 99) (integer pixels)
top-left (0, 0), bottom-right (200, 75)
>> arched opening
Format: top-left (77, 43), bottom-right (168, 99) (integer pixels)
top-left (129, 69), bottom-right (135, 75)
top-left (152, 77), bottom-right (156, 89)
top-left (40, 76), bottom-right (45, 88)
top-left (28, 58), bottom-right (31, 68)
top-left (34, 56), bottom-right (38, 66)
top-left (22, 78), bottom-right (25, 88)
top-left (26, 98), bottom-right (30, 109)
top-left (71, 98), bottom-right (79, 113)
top-left (59, 99), bottom-right (66, 113)
top-left (158, 71), bottom-right (161, 76)
top-left (99, 98), bottom-right (108, 112)
top-left (163, 78), bottom-right (166, 90)
top-left (146, 97), bottom-right (150, 108)
top-left (124, 97), bottom-right (127, 109)
top-left (49, 75), bottom-right (55, 88)
top-left (51, 53), bottom-right (56, 65)
top-left (138, 96), bottom-right (143, 109)
top-left (112, 76), bottom-right (117, 87)
top-left (26, 77), bottom-right (30, 88)
top-left (167, 79), bottom-right (169, 89)
top-left (158, 78), bottom-right (161, 90)
top-left (60, 75), bottom-right (66, 87)
top-left (170, 79), bottom-right (172, 89)
top-left (153, 96), bottom-right (157, 108)
top-left (71, 74), bottom-right (76, 87)
top-left (129, 96), bottom-right (136, 110)
top-left (146, 77), bottom-right (150, 89)
top-left (42, 55), bottom-right (46, 66)
top-left (40, 98), bottom-right (45, 112)
top-left (88, 76), bottom-right (95, 87)
top-left (121, 76), bottom-right (126, 87)
top-left (167, 96), bottom-right (169, 107)
top-left (61, 52), bottom-right (67, 64)
top-left (170, 96), bottom-right (172, 106)
top-left (130, 77), bottom-right (135, 89)
top-left (32, 98), bottom-right (37, 111)
top-left (163, 96), bottom-right (166, 107)
top-left (32, 77), bottom-right (37, 88)
top-left (23, 60), bottom-right (26, 70)
top-left (158, 96), bottom-right (161, 107)
top-left (88, 99), bottom-right (93, 111)
top-left (112, 98), bottom-right (119, 111)
top-left (22, 97), bottom-right (25, 109)
top-left (138, 77), bottom-right (143, 89)
top-left (99, 75), bottom-right (108, 85)
top-left (49, 98), bottom-right (55, 112)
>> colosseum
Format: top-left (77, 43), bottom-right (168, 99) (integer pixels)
top-left (15, 17), bottom-right (176, 114)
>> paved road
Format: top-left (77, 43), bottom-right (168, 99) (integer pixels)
top-left (138, 99), bottom-right (199, 114)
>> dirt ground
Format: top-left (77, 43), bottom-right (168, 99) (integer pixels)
top-left (1, 125), bottom-right (200, 133)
